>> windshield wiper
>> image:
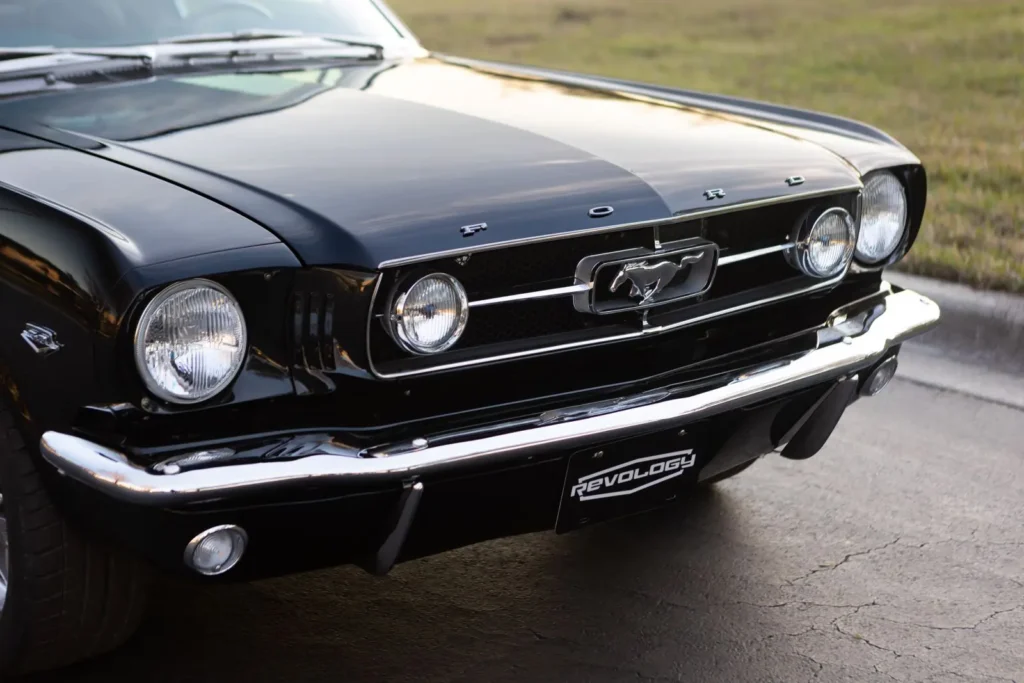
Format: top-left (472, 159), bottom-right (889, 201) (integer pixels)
top-left (0, 47), bottom-right (154, 64)
top-left (0, 48), bottom-right (155, 94)
top-left (157, 30), bottom-right (384, 60)
top-left (0, 32), bottom-right (383, 96)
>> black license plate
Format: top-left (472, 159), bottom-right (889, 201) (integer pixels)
top-left (555, 426), bottom-right (702, 533)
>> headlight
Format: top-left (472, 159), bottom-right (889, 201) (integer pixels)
top-left (391, 273), bottom-right (469, 354)
top-left (790, 207), bottom-right (857, 278)
top-left (857, 171), bottom-right (908, 264)
top-left (134, 279), bottom-right (247, 404)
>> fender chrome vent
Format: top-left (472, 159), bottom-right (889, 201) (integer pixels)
top-left (292, 289), bottom-right (339, 392)
top-left (290, 269), bottom-right (380, 392)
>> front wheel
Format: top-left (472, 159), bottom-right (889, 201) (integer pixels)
top-left (0, 408), bottom-right (151, 675)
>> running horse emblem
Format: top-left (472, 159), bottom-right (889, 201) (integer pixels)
top-left (609, 252), bottom-right (706, 304)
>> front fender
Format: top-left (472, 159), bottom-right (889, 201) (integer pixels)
top-left (0, 128), bottom-right (301, 433)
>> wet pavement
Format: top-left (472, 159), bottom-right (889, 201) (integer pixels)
top-left (31, 378), bottom-right (1024, 683)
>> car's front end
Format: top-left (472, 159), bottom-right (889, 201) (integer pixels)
top-left (0, 0), bottom-right (939, 672)
top-left (35, 149), bottom-right (936, 579)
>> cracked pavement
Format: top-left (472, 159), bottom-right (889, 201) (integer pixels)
top-left (32, 379), bottom-right (1023, 683)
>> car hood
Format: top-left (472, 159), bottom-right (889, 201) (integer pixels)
top-left (0, 57), bottom-right (876, 269)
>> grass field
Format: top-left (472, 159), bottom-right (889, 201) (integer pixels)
top-left (389, 0), bottom-right (1024, 292)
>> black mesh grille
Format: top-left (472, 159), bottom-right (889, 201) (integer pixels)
top-left (708, 253), bottom-right (801, 299)
top-left (708, 201), bottom-right (806, 253)
top-left (401, 227), bottom-right (653, 299)
top-left (370, 192), bottom-right (860, 376)
top-left (371, 297), bottom-right (630, 365)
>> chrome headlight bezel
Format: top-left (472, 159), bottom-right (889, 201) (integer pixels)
top-left (789, 206), bottom-right (858, 279)
top-left (133, 278), bottom-right (248, 405)
top-left (389, 272), bottom-right (469, 355)
top-left (856, 171), bottom-right (910, 265)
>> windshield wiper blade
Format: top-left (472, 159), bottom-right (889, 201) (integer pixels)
top-left (0, 48), bottom-right (154, 91)
top-left (157, 30), bottom-right (384, 59)
top-left (159, 29), bottom-right (309, 44)
top-left (0, 33), bottom-right (382, 96)
top-left (0, 47), bottom-right (154, 63)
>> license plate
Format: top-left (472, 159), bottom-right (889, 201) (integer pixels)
top-left (555, 427), bottom-right (702, 533)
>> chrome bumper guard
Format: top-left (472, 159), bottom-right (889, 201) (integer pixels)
top-left (40, 287), bottom-right (939, 506)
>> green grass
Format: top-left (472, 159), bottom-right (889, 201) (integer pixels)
top-left (389, 0), bottom-right (1024, 292)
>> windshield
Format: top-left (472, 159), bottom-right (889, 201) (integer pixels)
top-left (0, 0), bottom-right (406, 48)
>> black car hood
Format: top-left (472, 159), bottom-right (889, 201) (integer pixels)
top-left (0, 57), bottom-right (897, 269)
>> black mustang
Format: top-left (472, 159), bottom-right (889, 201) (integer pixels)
top-left (0, 0), bottom-right (939, 673)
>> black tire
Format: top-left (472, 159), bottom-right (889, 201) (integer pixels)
top-left (699, 458), bottom-right (759, 486)
top-left (0, 408), bottom-right (151, 676)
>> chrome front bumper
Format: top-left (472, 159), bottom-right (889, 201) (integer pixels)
top-left (40, 286), bottom-right (940, 507)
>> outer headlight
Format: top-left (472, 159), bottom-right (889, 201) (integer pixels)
top-left (134, 279), bottom-right (248, 404)
top-left (791, 207), bottom-right (858, 278)
top-left (857, 171), bottom-right (908, 264)
top-left (391, 273), bottom-right (469, 354)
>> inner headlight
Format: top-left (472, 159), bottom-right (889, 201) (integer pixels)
top-left (791, 207), bottom-right (857, 278)
top-left (391, 273), bottom-right (469, 354)
top-left (134, 279), bottom-right (247, 404)
top-left (857, 171), bottom-right (908, 264)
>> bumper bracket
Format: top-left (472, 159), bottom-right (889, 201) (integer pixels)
top-left (360, 480), bottom-right (424, 576)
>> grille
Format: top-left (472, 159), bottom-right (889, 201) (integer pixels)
top-left (404, 228), bottom-right (651, 299)
top-left (369, 191), bottom-right (860, 378)
top-left (371, 296), bottom-right (617, 366)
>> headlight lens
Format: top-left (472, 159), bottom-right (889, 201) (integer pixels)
top-left (792, 207), bottom-right (857, 278)
top-left (391, 273), bottom-right (469, 354)
top-left (134, 279), bottom-right (247, 404)
top-left (857, 171), bottom-right (908, 264)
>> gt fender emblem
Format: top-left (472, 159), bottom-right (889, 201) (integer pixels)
top-left (21, 324), bottom-right (62, 356)
top-left (703, 188), bottom-right (726, 200)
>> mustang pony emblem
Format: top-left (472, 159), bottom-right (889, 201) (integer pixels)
top-left (609, 252), bottom-right (706, 304)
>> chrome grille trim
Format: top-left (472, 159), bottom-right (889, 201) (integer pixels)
top-left (463, 242), bottom-right (792, 309)
top-left (469, 283), bottom-right (592, 308)
top-left (376, 184), bottom-right (863, 269)
top-left (718, 243), bottom-right (795, 265)
top-left (368, 269), bottom-right (848, 379)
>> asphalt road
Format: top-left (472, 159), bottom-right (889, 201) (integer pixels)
top-left (31, 360), bottom-right (1024, 683)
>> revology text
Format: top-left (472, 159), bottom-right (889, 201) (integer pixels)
top-left (571, 450), bottom-right (697, 501)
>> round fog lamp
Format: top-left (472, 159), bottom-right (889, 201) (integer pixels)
top-left (791, 207), bottom-right (857, 278)
top-left (185, 525), bottom-right (248, 576)
top-left (862, 357), bottom-right (899, 397)
top-left (391, 273), bottom-right (469, 354)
